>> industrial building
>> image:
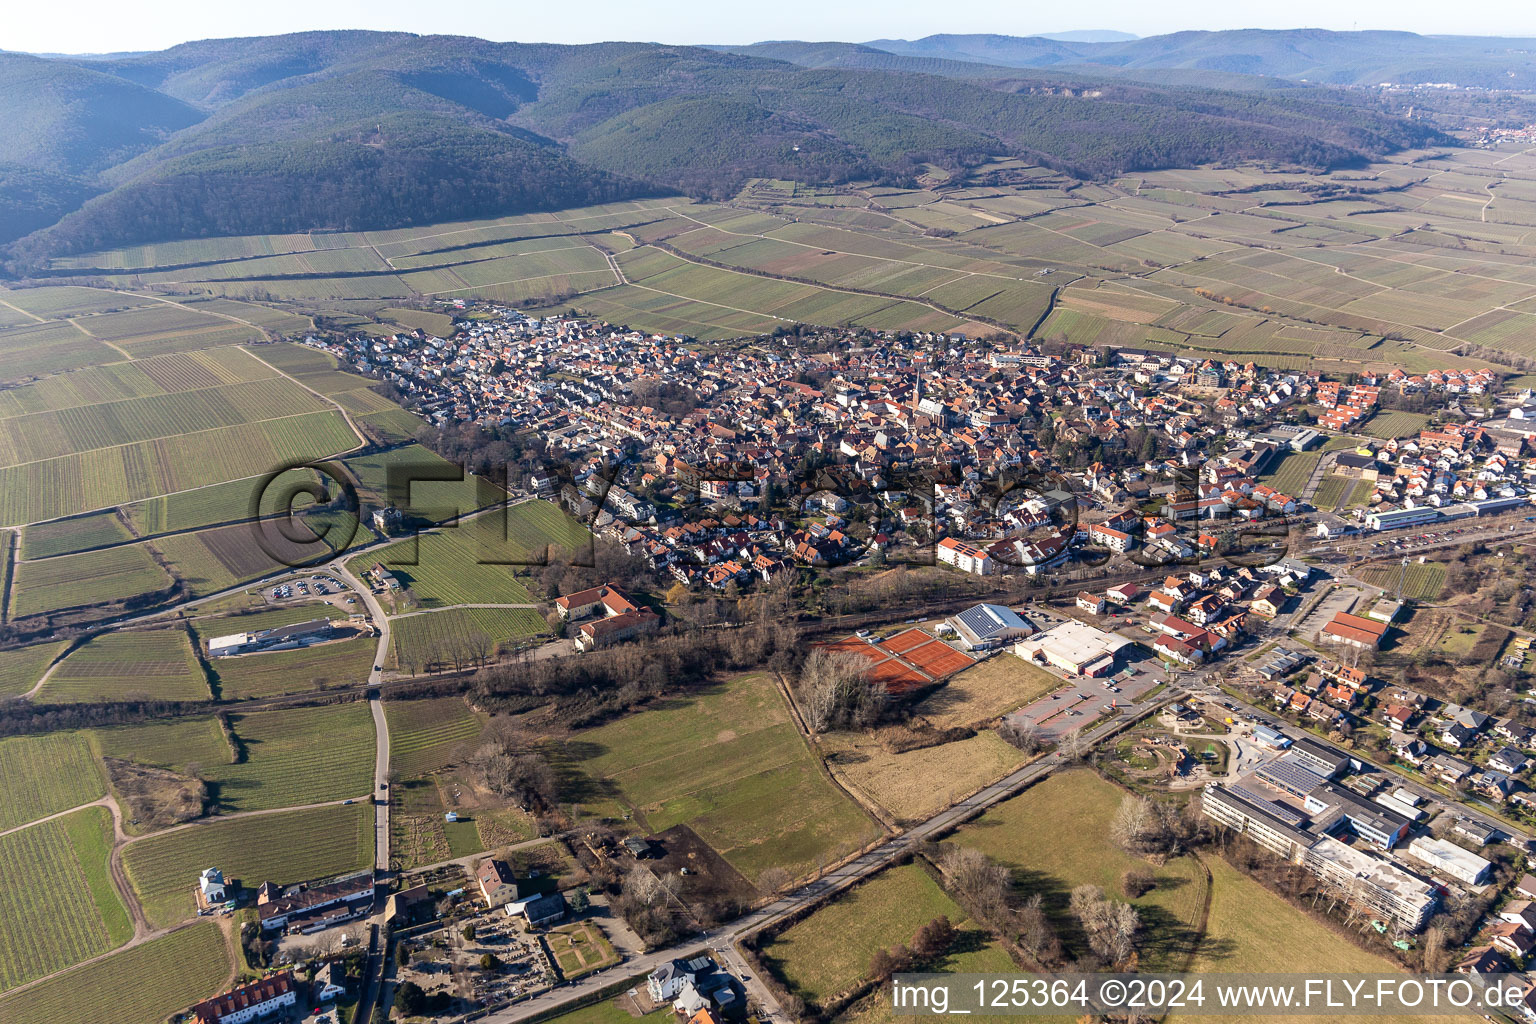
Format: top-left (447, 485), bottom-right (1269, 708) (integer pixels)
top-left (207, 618), bottom-right (336, 657)
top-left (1407, 836), bottom-right (1492, 886)
top-left (1013, 618), bottom-right (1130, 676)
top-left (946, 603), bottom-right (1033, 651)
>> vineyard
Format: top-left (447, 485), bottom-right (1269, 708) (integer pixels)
top-left (44, 626), bottom-right (210, 703)
top-left (203, 634), bottom-right (376, 699)
top-left (0, 731), bottom-right (106, 832)
top-left (9, 543), bottom-right (173, 618)
top-left (123, 802), bottom-right (374, 927)
top-left (204, 702), bottom-right (375, 812)
top-left (385, 696), bottom-right (486, 778)
top-left (390, 606), bottom-right (547, 672)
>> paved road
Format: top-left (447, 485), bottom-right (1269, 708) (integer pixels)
top-left (476, 689), bottom-right (1174, 1024)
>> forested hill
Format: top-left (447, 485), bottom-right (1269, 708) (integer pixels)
top-left (2, 30), bottom-right (1449, 267)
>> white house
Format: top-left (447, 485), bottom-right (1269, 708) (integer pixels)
top-left (936, 536), bottom-right (994, 576)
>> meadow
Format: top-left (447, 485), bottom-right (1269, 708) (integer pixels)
top-left (42, 626), bottom-right (210, 703)
top-left (0, 731), bottom-right (106, 832)
top-left (122, 802), bottom-right (375, 927)
top-left (818, 730), bottom-right (1025, 824)
top-left (0, 807), bottom-right (131, 992)
top-left (915, 655), bottom-right (1064, 728)
top-left (760, 862), bottom-right (1013, 1007)
top-left (0, 920), bottom-right (232, 1024)
top-left (204, 702), bottom-right (375, 812)
top-left (385, 696), bottom-right (486, 777)
top-left (202, 634), bottom-right (377, 699)
top-left (940, 770), bottom-right (1209, 972)
top-left (551, 672), bottom-right (881, 884)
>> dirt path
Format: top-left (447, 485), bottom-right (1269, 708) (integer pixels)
top-left (0, 794), bottom-right (115, 840)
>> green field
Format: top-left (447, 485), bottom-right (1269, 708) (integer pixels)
top-left (0, 807), bottom-right (132, 992)
top-left (553, 672), bottom-right (881, 883)
top-left (122, 802), bottom-right (375, 927)
top-left (761, 861), bottom-right (1013, 1006)
top-left (43, 626), bottom-right (210, 703)
top-left (203, 634), bottom-right (376, 698)
top-left (0, 731), bottom-right (106, 832)
top-left (204, 702), bottom-right (375, 812)
top-left (342, 443), bottom-right (504, 515)
top-left (389, 606), bottom-right (547, 670)
top-left (0, 640), bottom-right (67, 698)
top-left (154, 520), bottom-right (347, 597)
top-left (122, 466), bottom-right (319, 537)
top-left (385, 696), bottom-right (486, 777)
top-left (941, 770), bottom-right (1208, 971)
top-left (0, 920), bottom-right (232, 1024)
top-left (19, 510), bottom-right (134, 559)
top-left (9, 543), bottom-right (174, 618)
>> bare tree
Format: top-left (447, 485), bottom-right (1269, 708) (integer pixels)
top-left (800, 648), bottom-right (885, 733)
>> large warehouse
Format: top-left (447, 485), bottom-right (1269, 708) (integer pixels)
top-left (1015, 619), bottom-right (1130, 677)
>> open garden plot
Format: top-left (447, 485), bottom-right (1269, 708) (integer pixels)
top-left (44, 627), bottom-right (209, 703)
top-left (0, 377), bottom-right (331, 468)
top-left (203, 702), bottom-right (375, 813)
top-left (123, 802), bottom-right (374, 928)
top-left (0, 641), bottom-right (68, 698)
top-left (9, 543), bottom-right (174, 619)
top-left (0, 319), bottom-right (121, 380)
top-left (0, 408), bottom-right (359, 527)
top-left (0, 920), bottom-right (232, 1024)
top-left (551, 672), bottom-right (880, 883)
top-left (19, 509), bottom-right (133, 559)
top-left (942, 770), bottom-right (1208, 972)
top-left (0, 732), bottom-right (106, 832)
top-left (92, 715), bottom-right (233, 772)
top-left (386, 696), bottom-right (486, 778)
top-left (1361, 410), bottom-right (1432, 439)
top-left (0, 807), bottom-right (131, 993)
top-left (390, 606), bottom-right (547, 671)
top-left (388, 777), bottom-right (477, 870)
top-left (205, 634), bottom-right (376, 699)
top-left (760, 861), bottom-right (1013, 1008)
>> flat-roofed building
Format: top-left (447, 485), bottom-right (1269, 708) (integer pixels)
top-left (1408, 836), bottom-right (1492, 886)
top-left (948, 603), bottom-right (1032, 651)
top-left (1302, 836), bottom-right (1436, 933)
top-left (1014, 619), bottom-right (1129, 676)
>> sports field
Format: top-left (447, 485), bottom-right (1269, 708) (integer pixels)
top-left (203, 634), bottom-right (376, 699)
top-left (0, 920), bottom-right (232, 1024)
top-left (760, 861), bottom-right (1013, 1006)
top-left (0, 731), bottom-right (106, 832)
top-left (122, 802), bottom-right (375, 927)
top-left (0, 806), bottom-right (132, 992)
top-left (385, 696), bottom-right (486, 777)
top-left (390, 605), bottom-right (547, 670)
top-left (554, 672), bottom-right (881, 882)
top-left (203, 702), bottom-right (376, 812)
top-left (42, 626), bottom-right (210, 702)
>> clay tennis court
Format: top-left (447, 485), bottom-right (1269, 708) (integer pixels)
top-left (815, 628), bottom-right (975, 694)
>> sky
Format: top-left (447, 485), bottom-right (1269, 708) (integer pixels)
top-left (8, 0), bottom-right (1536, 55)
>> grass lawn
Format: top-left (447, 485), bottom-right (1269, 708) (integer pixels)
top-left (942, 770), bottom-right (1208, 972)
top-left (915, 655), bottom-right (1064, 728)
top-left (203, 702), bottom-right (375, 812)
top-left (205, 634), bottom-right (376, 698)
top-left (123, 802), bottom-right (375, 928)
top-left (0, 640), bottom-right (67, 698)
top-left (527, 988), bottom-right (667, 1024)
top-left (0, 731), bottom-right (107, 832)
top-left (385, 696), bottom-right (485, 777)
top-left (0, 920), bottom-right (232, 1024)
top-left (43, 626), bottom-right (210, 702)
top-left (820, 730), bottom-right (1026, 823)
top-left (547, 920), bottom-right (620, 979)
top-left (0, 806), bottom-right (131, 992)
top-left (761, 862), bottom-right (1013, 1007)
top-left (552, 672), bottom-right (880, 885)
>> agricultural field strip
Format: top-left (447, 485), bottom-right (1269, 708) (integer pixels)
top-left (663, 206), bottom-right (1052, 285)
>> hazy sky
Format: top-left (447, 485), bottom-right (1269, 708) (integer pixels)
top-left (9, 0), bottom-right (1536, 54)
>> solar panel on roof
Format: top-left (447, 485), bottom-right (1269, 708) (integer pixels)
top-left (1230, 785), bottom-right (1306, 827)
